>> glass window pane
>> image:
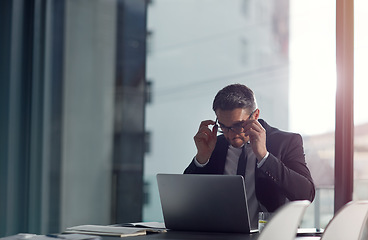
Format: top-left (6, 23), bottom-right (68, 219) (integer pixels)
top-left (61, 0), bottom-right (116, 229)
top-left (354, 0), bottom-right (368, 201)
top-left (144, 0), bottom-right (336, 229)
top-left (290, 0), bottom-right (336, 228)
top-left (61, 0), bottom-right (147, 229)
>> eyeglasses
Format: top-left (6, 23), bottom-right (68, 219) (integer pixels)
top-left (215, 109), bottom-right (256, 134)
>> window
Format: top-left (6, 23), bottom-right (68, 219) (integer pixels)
top-left (144, 0), bottom-right (336, 228)
top-left (0, 0), bottom-right (147, 236)
top-left (354, 0), bottom-right (368, 202)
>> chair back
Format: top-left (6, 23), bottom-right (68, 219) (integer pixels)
top-left (257, 200), bottom-right (311, 240)
top-left (321, 201), bottom-right (368, 240)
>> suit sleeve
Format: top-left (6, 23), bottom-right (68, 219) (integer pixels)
top-left (184, 135), bottom-right (228, 175)
top-left (183, 157), bottom-right (223, 174)
top-left (258, 133), bottom-right (315, 202)
top-left (184, 158), bottom-right (203, 174)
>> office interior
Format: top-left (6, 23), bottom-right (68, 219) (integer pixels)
top-left (0, 0), bottom-right (366, 237)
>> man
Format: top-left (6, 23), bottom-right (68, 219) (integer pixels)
top-left (184, 84), bottom-right (315, 229)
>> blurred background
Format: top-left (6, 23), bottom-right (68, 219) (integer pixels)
top-left (1, 0), bottom-right (367, 237)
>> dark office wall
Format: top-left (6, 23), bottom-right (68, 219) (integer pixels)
top-left (0, 0), bottom-right (65, 236)
top-left (0, 0), bottom-right (37, 236)
top-left (0, 0), bottom-right (148, 236)
top-left (112, 0), bottom-right (148, 223)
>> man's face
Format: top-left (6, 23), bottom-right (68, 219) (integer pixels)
top-left (215, 108), bottom-right (255, 148)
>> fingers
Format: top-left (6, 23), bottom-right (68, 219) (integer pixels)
top-left (197, 120), bottom-right (217, 136)
top-left (242, 120), bottom-right (266, 145)
top-left (242, 120), bottom-right (267, 160)
top-left (194, 120), bottom-right (218, 160)
top-left (198, 120), bottom-right (216, 130)
top-left (242, 119), bottom-right (265, 136)
top-left (197, 127), bottom-right (212, 138)
top-left (212, 124), bottom-right (218, 137)
top-left (194, 131), bottom-right (211, 144)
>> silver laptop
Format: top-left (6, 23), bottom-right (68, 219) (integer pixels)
top-left (156, 174), bottom-right (258, 233)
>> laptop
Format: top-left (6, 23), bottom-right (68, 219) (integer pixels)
top-left (156, 174), bottom-right (258, 233)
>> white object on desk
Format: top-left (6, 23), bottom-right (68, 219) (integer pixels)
top-left (257, 200), bottom-right (311, 240)
top-left (64, 225), bottom-right (166, 237)
top-left (120, 222), bottom-right (166, 229)
top-left (320, 200), bottom-right (368, 240)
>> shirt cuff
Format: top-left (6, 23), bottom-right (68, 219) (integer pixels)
top-left (257, 152), bottom-right (269, 168)
top-left (194, 156), bottom-right (210, 167)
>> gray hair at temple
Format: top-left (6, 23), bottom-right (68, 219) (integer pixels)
top-left (212, 84), bottom-right (258, 113)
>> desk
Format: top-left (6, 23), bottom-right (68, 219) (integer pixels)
top-left (100, 230), bottom-right (320, 240)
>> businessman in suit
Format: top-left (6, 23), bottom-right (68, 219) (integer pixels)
top-left (184, 84), bottom-right (315, 229)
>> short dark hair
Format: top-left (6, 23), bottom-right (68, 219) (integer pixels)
top-left (212, 84), bottom-right (257, 112)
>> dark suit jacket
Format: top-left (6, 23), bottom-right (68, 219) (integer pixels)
top-left (184, 119), bottom-right (315, 212)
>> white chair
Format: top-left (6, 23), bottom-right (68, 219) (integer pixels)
top-left (257, 200), bottom-right (311, 240)
top-left (320, 200), bottom-right (368, 240)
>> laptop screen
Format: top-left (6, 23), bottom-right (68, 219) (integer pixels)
top-left (156, 174), bottom-right (257, 233)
